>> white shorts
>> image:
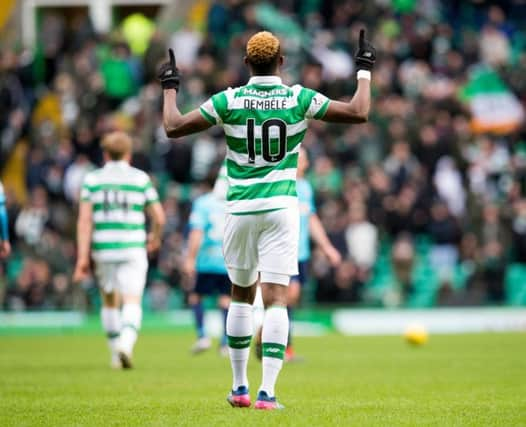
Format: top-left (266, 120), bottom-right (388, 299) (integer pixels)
top-left (223, 207), bottom-right (299, 287)
top-left (95, 257), bottom-right (148, 297)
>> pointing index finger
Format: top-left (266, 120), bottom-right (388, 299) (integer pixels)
top-left (169, 48), bottom-right (176, 68)
top-left (359, 29), bottom-right (365, 48)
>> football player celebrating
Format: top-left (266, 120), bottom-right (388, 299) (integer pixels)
top-left (159, 30), bottom-right (374, 409)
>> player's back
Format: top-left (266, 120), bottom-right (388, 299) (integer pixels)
top-left (200, 76), bottom-right (329, 215)
top-left (80, 161), bottom-right (159, 262)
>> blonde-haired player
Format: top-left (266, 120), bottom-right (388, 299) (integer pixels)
top-left (73, 131), bottom-right (165, 369)
top-left (159, 29), bottom-right (375, 409)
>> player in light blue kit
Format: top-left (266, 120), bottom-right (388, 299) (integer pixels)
top-left (0, 181), bottom-right (11, 259)
top-left (184, 166), bottom-right (231, 355)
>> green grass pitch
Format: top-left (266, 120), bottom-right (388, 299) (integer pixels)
top-left (1, 332), bottom-right (525, 426)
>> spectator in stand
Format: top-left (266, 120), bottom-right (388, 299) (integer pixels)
top-left (477, 204), bottom-right (508, 303)
top-left (63, 154), bottom-right (94, 202)
top-left (366, 166), bottom-right (390, 229)
top-left (415, 125), bottom-right (446, 178)
top-left (512, 199), bottom-right (526, 264)
top-left (345, 203), bottom-right (377, 284)
top-left (384, 141), bottom-right (420, 194)
top-left (6, 258), bottom-right (52, 310)
top-left (309, 156), bottom-right (343, 200)
top-left (467, 136), bottom-right (511, 200)
top-left (15, 187), bottom-right (50, 247)
top-left (390, 234), bottom-right (415, 306)
top-left (428, 199), bottom-right (462, 286)
top-left (433, 156), bottom-right (466, 218)
top-left (0, 50), bottom-right (29, 160)
top-left (384, 183), bottom-right (428, 237)
top-left (100, 42), bottom-right (140, 109)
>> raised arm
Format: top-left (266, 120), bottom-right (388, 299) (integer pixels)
top-left (158, 49), bottom-right (212, 139)
top-left (322, 79), bottom-right (371, 123)
top-left (321, 29), bottom-right (375, 124)
top-left (162, 90), bottom-right (212, 138)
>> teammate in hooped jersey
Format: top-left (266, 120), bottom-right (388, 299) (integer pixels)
top-left (73, 132), bottom-right (166, 369)
top-left (158, 30), bottom-right (375, 409)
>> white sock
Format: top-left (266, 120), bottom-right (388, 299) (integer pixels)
top-left (260, 306), bottom-right (288, 397)
top-left (101, 307), bottom-right (121, 357)
top-left (120, 303), bottom-right (142, 355)
top-left (226, 302), bottom-right (253, 390)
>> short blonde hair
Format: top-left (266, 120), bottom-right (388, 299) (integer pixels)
top-left (101, 131), bottom-right (133, 160)
top-left (246, 31), bottom-right (280, 65)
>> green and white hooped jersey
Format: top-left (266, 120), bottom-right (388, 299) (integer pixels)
top-left (80, 161), bottom-right (159, 262)
top-left (200, 76), bottom-right (329, 214)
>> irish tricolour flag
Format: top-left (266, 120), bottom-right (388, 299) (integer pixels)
top-left (459, 66), bottom-right (524, 134)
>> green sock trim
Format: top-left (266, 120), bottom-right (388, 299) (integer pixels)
top-left (262, 343), bottom-right (286, 360)
top-left (121, 323), bottom-right (139, 333)
top-left (106, 331), bottom-right (120, 339)
top-left (227, 335), bottom-right (252, 349)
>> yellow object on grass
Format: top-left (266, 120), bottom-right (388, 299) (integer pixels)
top-left (404, 323), bottom-right (429, 346)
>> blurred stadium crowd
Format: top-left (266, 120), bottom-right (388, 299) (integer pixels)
top-left (2, 0), bottom-right (526, 311)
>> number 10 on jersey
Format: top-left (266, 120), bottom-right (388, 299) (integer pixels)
top-left (246, 118), bottom-right (287, 164)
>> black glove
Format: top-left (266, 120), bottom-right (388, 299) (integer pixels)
top-left (355, 29), bottom-right (376, 71)
top-left (157, 48), bottom-right (180, 91)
